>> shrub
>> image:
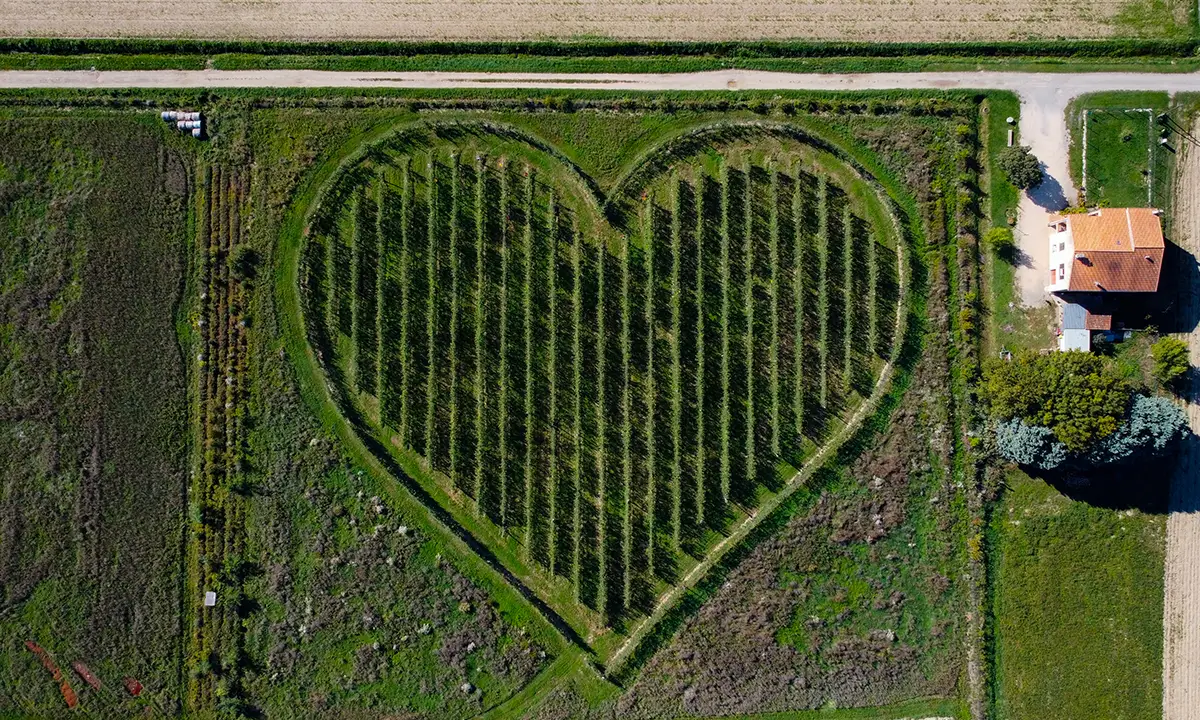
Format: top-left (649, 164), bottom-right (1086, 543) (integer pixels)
top-left (229, 244), bottom-right (259, 281)
top-left (984, 227), bottom-right (1016, 258)
top-left (1151, 336), bottom-right (1190, 388)
top-left (997, 145), bottom-right (1043, 189)
top-left (1087, 395), bottom-right (1188, 466)
top-left (981, 351), bottom-right (1131, 452)
top-left (995, 418), bottom-right (1068, 471)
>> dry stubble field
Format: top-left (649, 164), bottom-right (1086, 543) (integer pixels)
top-left (0, 0), bottom-right (1187, 42)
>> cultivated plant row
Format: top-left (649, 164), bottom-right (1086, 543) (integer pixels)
top-left (302, 148), bottom-right (899, 623)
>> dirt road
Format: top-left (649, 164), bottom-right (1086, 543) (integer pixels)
top-left (1166, 120), bottom-right (1200, 720)
top-left (0, 0), bottom-right (1172, 43)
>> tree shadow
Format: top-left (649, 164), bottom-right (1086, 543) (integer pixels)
top-left (1026, 167), bottom-right (1069, 212)
top-left (1031, 456), bottom-right (1173, 514)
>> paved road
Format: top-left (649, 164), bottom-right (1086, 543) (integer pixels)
top-left (4, 66), bottom-right (1198, 718)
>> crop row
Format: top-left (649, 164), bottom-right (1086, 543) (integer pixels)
top-left (303, 150), bottom-right (897, 622)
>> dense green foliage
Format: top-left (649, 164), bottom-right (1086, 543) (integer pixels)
top-left (1086, 394), bottom-right (1188, 465)
top-left (1152, 335), bottom-right (1190, 387)
top-left (996, 145), bottom-right (1043, 189)
top-left (994, 394), bottom-right (1186, 470)
top-left (983, 226), bottom-right (1015, 257)
top-left (982, 352), bottom-right (1131, 451)
top-left (994, 419), bottom-right (1068, 470)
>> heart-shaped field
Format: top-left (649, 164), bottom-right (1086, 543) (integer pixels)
top-left (297, 120), bottom-right (903, 643)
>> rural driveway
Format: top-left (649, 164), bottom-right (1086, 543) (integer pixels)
top-left (4, 66), bottom-right (1200, 718)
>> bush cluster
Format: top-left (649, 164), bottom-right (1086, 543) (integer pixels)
top-left (986, 353), bottom-right (1188, 471)
top-left (997, 145), bottom-right (1042, 190)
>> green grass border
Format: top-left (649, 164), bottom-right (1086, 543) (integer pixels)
top-left (2, 37), bottom-right (1196, 58)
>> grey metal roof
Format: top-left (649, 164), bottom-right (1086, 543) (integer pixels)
top-left (1062, 303), bottom-right (1088, 330)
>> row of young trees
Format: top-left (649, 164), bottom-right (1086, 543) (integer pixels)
top-left (192, 165), bottom-right (254, 715)
top-left (302, 148), bottom-right (899, 623)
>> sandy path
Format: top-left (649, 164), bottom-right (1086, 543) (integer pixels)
top-left (0, 0), bottom-right (1166, 43)
top-left (1165, 120), bottom-right (1200, 720)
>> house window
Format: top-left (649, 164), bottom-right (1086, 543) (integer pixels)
top-left (1059, 241), bottom-right (1065, 252)
top-left (1059, 264), bottom-right (1065, 281)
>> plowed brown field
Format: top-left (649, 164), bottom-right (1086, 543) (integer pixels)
top-left (0, 0), bottom-right (1186, 42)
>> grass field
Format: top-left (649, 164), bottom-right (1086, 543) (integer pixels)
top-left (1070, 91), bottom-right (1173, 208)
top-left (991, 470), bottom-right (1166, 720)
top-left (0, 115), bottom-right (191, 715)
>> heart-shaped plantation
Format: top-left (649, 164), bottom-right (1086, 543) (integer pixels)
top-left (298, 120), bottom-right (903, 639)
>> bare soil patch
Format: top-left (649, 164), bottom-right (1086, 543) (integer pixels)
top-left (0, 0), bottom-right (1185, 42)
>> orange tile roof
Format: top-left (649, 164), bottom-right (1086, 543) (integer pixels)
top-left (1066, 208), bottom-right (1164, 293)
top-left (1085, 312), bottom-right (1113, 331)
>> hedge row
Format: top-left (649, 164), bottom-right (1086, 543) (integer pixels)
top-left (1, 37), bottom-right (1196, 59)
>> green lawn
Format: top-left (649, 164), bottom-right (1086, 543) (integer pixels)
top-left (991, 470), bottom-right (1165, 720)
top-left (1070, 92), bottom-right (1171, 208)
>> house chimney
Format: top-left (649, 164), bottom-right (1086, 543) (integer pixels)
top-left (1075, 253), bottom-right (1088, 261)
top-left (1145, 255), bottom-right (1154, 261)
top-left (1152, 209), bottom-right (1164, 216)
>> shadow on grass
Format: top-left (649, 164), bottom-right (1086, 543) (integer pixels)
top-left (1029, 455), bottom-right (1174, 515)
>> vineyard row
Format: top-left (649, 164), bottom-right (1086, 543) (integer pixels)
top-left (302, 152), bottom-right (899, 621)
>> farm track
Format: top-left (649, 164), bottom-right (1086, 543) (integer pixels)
top-left (1166, 120), bottom-right (1200, 720)
top-left (0, 0), bottom-right (1169, 42)
top-left (189, 163), bottom-right (249, 713)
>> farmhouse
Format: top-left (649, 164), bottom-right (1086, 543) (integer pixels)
top-left (1045, 207), bottom-right (1164, 351)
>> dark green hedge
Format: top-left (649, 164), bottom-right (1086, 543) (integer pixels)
top-left (1, 37), bottom-right (1196, 59)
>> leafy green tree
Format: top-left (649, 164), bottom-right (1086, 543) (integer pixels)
top-left (995, 418), bottom-right (1068, 470)
top-left (981, 351), bottom-right (1132, 452)
top-left (229, 244), bottom-right (259, 281)
top-left (1151, 336), bottom-right (1190, 388)
top-left (997, 145), bottom-right (1043, 189)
